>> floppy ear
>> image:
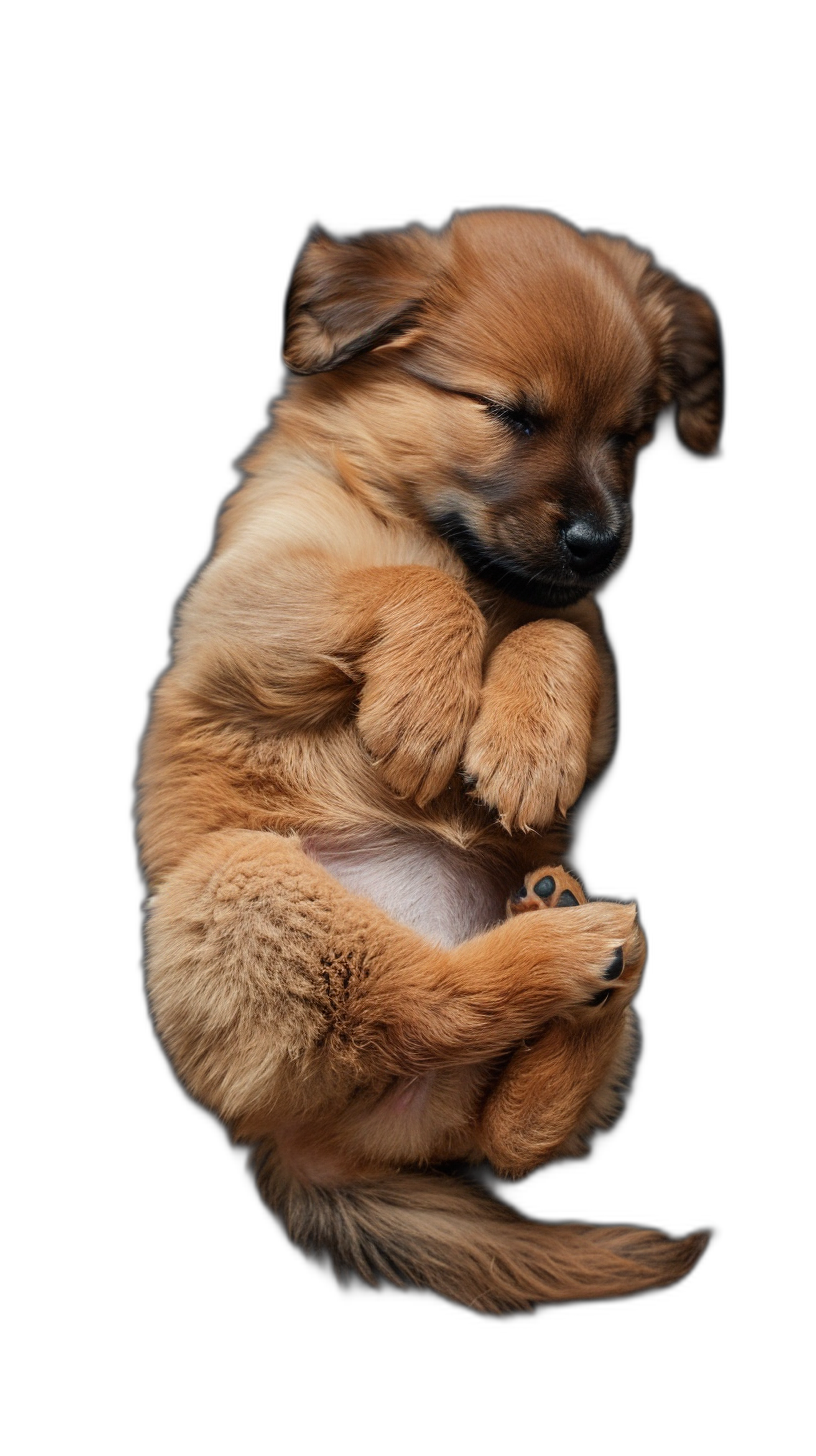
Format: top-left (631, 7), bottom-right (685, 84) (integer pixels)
top-left (283, 224), bottom-right (442, 374)
top-left (587, 233), bottom-right (724, 454)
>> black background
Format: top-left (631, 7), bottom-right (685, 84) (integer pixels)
top-left (118, 128), bottom-right (763, 1386)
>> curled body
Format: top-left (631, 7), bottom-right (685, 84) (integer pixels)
top-left (138, 208), bottom-right (723, 1311)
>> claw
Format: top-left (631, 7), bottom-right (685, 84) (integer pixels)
top-left (603, 946), bottom-right (625, 980)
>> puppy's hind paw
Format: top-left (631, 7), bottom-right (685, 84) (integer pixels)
top-left (512, 881), bottom-right (646, 1019)
top-left (507, 865), bottom-right (586, 917)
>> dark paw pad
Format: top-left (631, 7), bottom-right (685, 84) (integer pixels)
top-left (556, 889), bottom-right (579, 907)
top-left (588, 989), bottom-right (612, 1008)
top-left (506, 867), bottom-right (586, 919)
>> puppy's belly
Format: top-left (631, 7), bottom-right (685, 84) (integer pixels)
top-left (302, 828), bottom-right (507, 947)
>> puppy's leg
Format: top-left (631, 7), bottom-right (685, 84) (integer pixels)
top-left (149, 832), bottom-right (699, 1312)
top-left (345, 565), bottom-right (486, 804)
top-left (185, 559), bottom-right (486, 806)
top-left (462, 618), bottom-right (602, 831)
top-left (145, 831), bottom-right (641, 1147)
top-left (553, 597), bottom-right (618, 781)
top-left (477, 866), bottom-right (644, 1178)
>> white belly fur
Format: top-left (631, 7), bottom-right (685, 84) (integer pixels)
top-left (302, 828), bottom-right (507, 948)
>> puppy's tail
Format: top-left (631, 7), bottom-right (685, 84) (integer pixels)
top-left (253, 1146), bottom-right (708, 1314)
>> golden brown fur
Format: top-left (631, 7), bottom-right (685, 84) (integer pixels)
top-left (138, 209), bottom-right (722, 1311)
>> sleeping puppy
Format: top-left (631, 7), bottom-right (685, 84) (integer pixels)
top-left (138, 209), bottom-right (723, 1313)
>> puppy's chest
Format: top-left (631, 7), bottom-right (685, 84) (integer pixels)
top-left (302, 829), bottom-right (507, 947)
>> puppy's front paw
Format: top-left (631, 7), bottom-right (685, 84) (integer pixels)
top-left (463, 704), bottom-right (591, 832)
top-left (357, 597), bottom-right (485, 805)
top-left (461, 619), bottom-right (598, 832)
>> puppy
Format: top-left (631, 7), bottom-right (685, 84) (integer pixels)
top-left (138, 209), bottom-right (723, 1312)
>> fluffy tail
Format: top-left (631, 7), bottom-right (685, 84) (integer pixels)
top-left (254, 1147), bottom-right (708, 1314)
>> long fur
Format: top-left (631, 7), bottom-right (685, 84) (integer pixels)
top-left (138, 209), bottom-right (723, 1311)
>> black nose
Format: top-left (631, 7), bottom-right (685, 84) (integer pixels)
top-left (561, 518), bottom-right (619, 575)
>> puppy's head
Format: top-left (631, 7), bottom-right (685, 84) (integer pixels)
top-left (284, 210), bottom-right (723, 606)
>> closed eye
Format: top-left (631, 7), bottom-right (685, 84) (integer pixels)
top-left (607, 432), bottom-right (637, 452)
top-left (483, 400), bottom-right (539, 437)
top-left (400, 366), bottom-right (545, 438)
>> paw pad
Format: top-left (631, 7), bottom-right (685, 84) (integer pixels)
top-left (507, 865), bottom-right (586, 916)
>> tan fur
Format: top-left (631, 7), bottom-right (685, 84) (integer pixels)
top-left (138, 209), bottom-right (722, 1311)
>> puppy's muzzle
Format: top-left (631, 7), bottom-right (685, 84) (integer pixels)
top-left (561, 517), bottom-right (620, 576)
